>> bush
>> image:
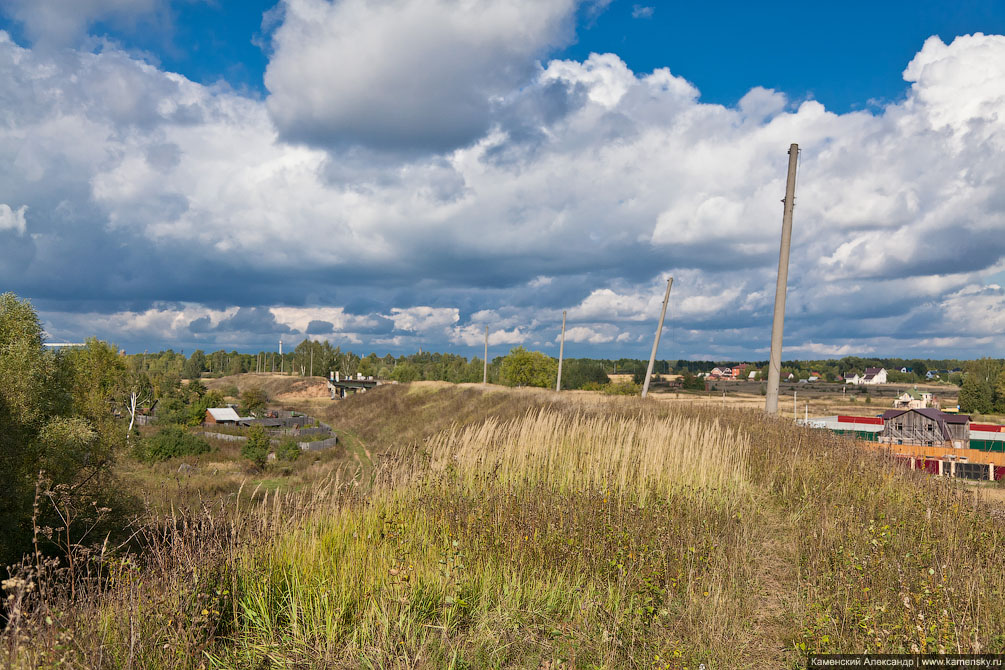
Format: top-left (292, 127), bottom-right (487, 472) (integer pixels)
top-left (603, 381), bottom-right (641, 395)
top-left (276, 436), bottom-right (301, 462)
top-left (390, 362), bottom-right (421, 383)
top-left (135, 426), bottom-right (210, 463)
top-left (500, 347), bottom-right (557, 388)
top-left (240, 388), bottom-right (268, 416)
top-left (580, 381), bottom-right (607, 391)
top-left (242, 425), bottom-right (270, 468)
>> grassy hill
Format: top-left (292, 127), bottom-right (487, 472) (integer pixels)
top-left (5, 383), bottom-right (1005, 668)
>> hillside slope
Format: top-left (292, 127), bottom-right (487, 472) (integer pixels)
top-left (7, 384), bottom-right (1005, 668)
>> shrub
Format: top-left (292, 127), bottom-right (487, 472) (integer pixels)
top-left (276, 436), bottom-right (301, 462)
top-left (603, 381), bottom-right (641, 395)
top-left (390, 362), bottom-right (421, 383)
top-left (580, 381), bottom-right (607, 391)
top-left (242, 425), bottom-right (270, 468)
top-left (240, 388), bottom-right (268, 416)
top-left (499, 346), bottom-right (556, 388)
top-left (135, 426), bottom-right (210, 463)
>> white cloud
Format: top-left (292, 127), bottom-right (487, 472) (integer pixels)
top-left (560, 325), bottom-right (617, 344)
top-left (2, 0), bottom-right (163, 48)
top-left (388, 306), bottom-right (460, 332)
top-left (631, 5), bottom-right (654, 19)
top-left (4, 28), bottom-right (1005, 358)
top-left (788, 342), bottom-right (876, 356)
top-left (449, 323), bottom-right (528, 347)
top-left (264, 0), bottom-right (578, 152)
top-left (0, 203), bottom-right (27, 235)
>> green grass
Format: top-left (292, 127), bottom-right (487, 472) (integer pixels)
top-left (5, 384), bottom-right (1005, 669)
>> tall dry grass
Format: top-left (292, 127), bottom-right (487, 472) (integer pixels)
top-left (420, 408), bottom-right (748, 503)
top-left (5, 384), bottom-right (1005, 669)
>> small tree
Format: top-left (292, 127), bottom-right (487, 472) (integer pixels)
top-left (275, 436), bottom-right (301, 462)
top-left (240, 387), bottom-right (268, 416)
top-left (242, 426), bottom-right (270, 468)
top-left (499, 347), bottom-right (557, 388)
top-left (134, 426), bottom-right (210, 463)
top-left (390, 362), bottom-right (421, 383)
top-left (959, 374), bottom-right (993, 414)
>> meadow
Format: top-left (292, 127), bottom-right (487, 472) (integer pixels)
top-left (4, 383), bottom-right (1005, 669)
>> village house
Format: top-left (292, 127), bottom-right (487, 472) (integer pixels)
top-left (893, 388), bottom-right (933, 409)
top-left (880, 408), bottom-right (969, 448)
top-left (846, 368), bottom-right (887, 385)
top-left (204, 407), bottom-right (241, 425)
top-left (862, 367), bottom-right (888, 385)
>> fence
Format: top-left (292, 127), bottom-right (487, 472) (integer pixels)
top-left (300, 435), bottom-right (338, 451)
top-left (200, 431), bottom-right (247, 443)
top-left (200, 430), bottom-right (338, 451)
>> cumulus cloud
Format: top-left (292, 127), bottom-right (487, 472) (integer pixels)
top-left (560, 325), bottom-right (618, 344)
top-left (3, 24), bottom-right (1005, 358)
top-left (388, 306), bottom-right (460, 333)
top-left (264, 0), bottom-right (578, 152)
top-left (450, 324), bottom-right (528, 347)
top-left (2, 0), bottom-right (164, 48)
top-left (0, 203), bottom-right (27, 235)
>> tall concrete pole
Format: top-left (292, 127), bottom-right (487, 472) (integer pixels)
top-left (556, 310), bottom-right (567, 392)
top-left (641, 277), bottom-right (673, 399)
top-left (483, 325), bottom-right (488, 386)
top-left (765, 143), bottom-right (800, 414)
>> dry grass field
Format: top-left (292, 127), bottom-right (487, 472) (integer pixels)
top-left (5, 381), bottom-right (1005, 669)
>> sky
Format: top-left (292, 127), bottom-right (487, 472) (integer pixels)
top-left (1, 0), bottom-right (1005, 361)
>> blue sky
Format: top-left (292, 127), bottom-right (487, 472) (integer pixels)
top-left (1, 0), bottom-right (1004, 359)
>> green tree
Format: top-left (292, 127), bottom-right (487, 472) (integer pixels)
top-left (183, 350), bottom-right (206, 379)
top-left (499, 347), bottom-right (557, 388)
top-left (240, 387), bottom-right (268, 416)
top-left (188, 389), bottom-right (227, 425)
top-left (242, 426), bottom-right (271, 468)
top-left (275, 436), bottom-right (301, 462)
top-left (559, 359), bottom-right (610, 390)
top-left (0, 294), bottom-right (125, 565)
top-left (996, 369), bottom-right (1005, 413)
top-left (959, 374), bottom-right (993, 414)
top-left (390, 362), bottom-right (421, 382)
top-left (134, 426), bottom-right (210, 463)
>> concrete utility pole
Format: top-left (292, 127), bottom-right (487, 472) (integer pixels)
top-left (556, 310), bottom-right (567, 392)
top-left (280, 339), bottom-right (284, 374)
top-left (483, 325), bottom-right (488, 386)
top-left (765, 143), bottom-right (800, 414)
top-left (642, 277), bottom-right (673, 399)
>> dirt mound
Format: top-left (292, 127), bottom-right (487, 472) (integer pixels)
top-left (274, 379), bottom-right (331, 401)
top-left (205, 373), bottom-right (331, 400)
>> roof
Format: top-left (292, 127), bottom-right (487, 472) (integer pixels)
top-left (881, 408), bottom-right (970, 442)
top-left (865, 367), bottom-right (883, 375)
top-left (206, 407), bottom-right (241, 422)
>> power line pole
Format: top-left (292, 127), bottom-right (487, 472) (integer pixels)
top-left (310, 346), bottom-right (314, 377)
top-left (280, 338), bottom-right (284, 374)
top-left (642, 277), bottom-right (673, 399)
top-left (765, 143), bottom-right (800, 414)
top-left (483, 326), bottom-right (488, 386)
top-left (556, 310), bottom-right (567, 392)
